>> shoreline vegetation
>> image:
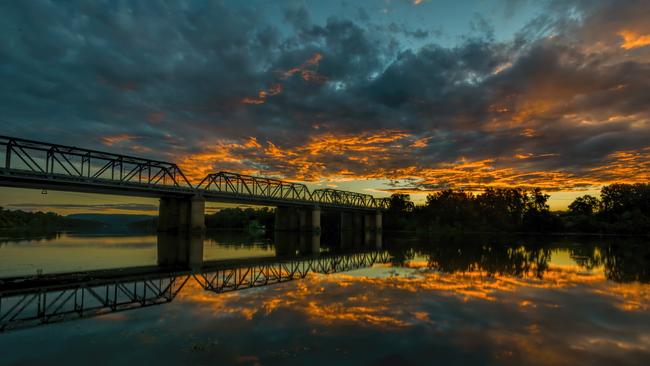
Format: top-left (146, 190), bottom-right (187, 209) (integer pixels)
top-left (385, 183), bottom-right (650, 236)
top-left (1, 183), bottom-right (649, 237)
top-left (0, 207), bottom-right (105, 232)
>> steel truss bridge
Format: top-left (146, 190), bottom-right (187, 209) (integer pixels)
top-left (0, 135), bottom-right (394, 211)
top-left (0, 251), bottom-right (390, 331)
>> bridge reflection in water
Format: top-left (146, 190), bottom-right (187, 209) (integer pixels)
top-left (0, 234), bottom-right (389, 332)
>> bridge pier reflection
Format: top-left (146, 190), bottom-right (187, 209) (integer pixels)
top-left (274, 231), bottom-right (321, 256)
top-left (157, 233), bottom-right (204, 269)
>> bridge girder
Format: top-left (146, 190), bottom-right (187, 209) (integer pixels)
top-left (0, 135), bottom-right (407, 211)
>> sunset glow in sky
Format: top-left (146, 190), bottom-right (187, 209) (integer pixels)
top-left (2, 0), bottom-right (650, 213)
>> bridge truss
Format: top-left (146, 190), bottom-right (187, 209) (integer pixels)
top-left (197, 171), bottom-right (311, 201)
top-left (0, 135), bottom-right (192, 191)
top-left (0, 135), bottom-right (402, 210)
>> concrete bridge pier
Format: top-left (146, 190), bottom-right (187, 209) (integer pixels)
top-left (158, 196), bottom-right (205, 233)
top-left (275, 206), bottom-right (298, 231)
top-left (303, 206), bottom-right (321, 254)
top-left (276, 206), bottom-right (321, 232)
top-left (362, 211), bottom-right (382, 233)
top-left (363, 211), bottom-right (383, 249)
top-left (339, 212), bottom-right (364, 248)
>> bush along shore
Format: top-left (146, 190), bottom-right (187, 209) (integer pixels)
top-left (0, 207), bottom-right (106, 231)
top-left (383, 183), bottom-right (650, 236)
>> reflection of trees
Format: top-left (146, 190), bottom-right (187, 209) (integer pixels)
top-left (384, 235), bottom-right (650, 283)
top-left (0, 231), bottom-right (61, 245)
top-left (384, 235), bottom-right (418, 266)
top-left (566, 240), bottom-right (650, 283)
top-left (423, 240), bottom-right (552, 279)
top-left (600, 243), bottom-right (650, 283)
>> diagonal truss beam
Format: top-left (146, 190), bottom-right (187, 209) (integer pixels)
top-left (1, 135), bottom-right (405, 210)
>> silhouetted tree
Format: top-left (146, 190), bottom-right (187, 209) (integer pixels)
top-left (384, 193), bottom-right (414, 231)
top-left (424, 190), bottom-right (476, 230)
top-left (568, 195), bottom-right (600, 216)
top-left (564, 184), bottom-right (650, 234)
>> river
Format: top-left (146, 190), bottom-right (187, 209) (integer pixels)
top-left (0, 230), bottom-right (648, 365)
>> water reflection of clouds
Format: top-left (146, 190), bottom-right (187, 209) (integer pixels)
top-left (173, 262), bottom-right (650, 365)
top-left (1, 260), bottom-right (648, 365)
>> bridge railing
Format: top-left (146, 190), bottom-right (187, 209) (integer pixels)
top-left (0, 136), bottom-right (403, 209)
top-left (197, 172), bottom-right (392, 209)
top-left (196, 171), bottom-right (312, 201)
top-left (311, 188), bottom-right (378, 208)
top-left (0, 136), bottom-right (193, 189)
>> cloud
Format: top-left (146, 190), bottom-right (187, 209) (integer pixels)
top-left (618, 31), bottom-right (650, 50)
top-left (1, 1), bottom-right (650, 197)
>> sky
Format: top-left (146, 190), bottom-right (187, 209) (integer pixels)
top-left (1, 0), bottom-right (650, 214)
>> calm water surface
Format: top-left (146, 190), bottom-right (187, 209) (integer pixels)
top-left (0, 231), bottom-right (649, 366)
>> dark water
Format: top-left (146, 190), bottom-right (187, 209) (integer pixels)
top-left (0, 231), bottom-right (649, 365)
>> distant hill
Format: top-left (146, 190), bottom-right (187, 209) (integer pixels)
top-left (66, 214), bottom-right (156, 228)
top-left (0, 208), bottom-right (105, 231)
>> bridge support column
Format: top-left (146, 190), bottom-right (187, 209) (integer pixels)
top-left (339, 211), bottom-right (354, 249)
top-left (298, 209), bottom-right (308, 231)
top-left (299, 206), bottom-right (321, 233)
top-left (364, 213), bottom-right (374, 232)
top-left (307, 207), bottom-right (321, 253)
top-left (363, 211), bottom-right (382, 249)
top-left (158, 196), bottom-right (205, 233)
top-left (277, 206), bottom-right (321, 233)
top-left (275, 206), bottom-right (300, 231)
top-left (364, 213), bottom-right (374, 245)
top-left (375, 211), bottom-right (383, 234)
top-left (311, 207), bottom-right (321, 233)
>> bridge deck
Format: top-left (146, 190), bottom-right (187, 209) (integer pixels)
top-left (0, 135), bottom-right (394, 211)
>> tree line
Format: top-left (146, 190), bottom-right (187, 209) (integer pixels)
top-left (384, 183), bottom-right (650, 235)
top-left (0, 207), bottom-right (105, 231)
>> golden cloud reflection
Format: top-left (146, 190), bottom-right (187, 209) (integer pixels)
top-left (177, 261), bottom-right (650, 333)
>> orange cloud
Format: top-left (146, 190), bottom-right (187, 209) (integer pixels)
top-left (177, 129), bottom-right (650, 194)
top-left (305, 52), bottom-right (322, 65)
top-left (241, 84), bottom-right (283, 105)
top-left (177, 130), bottom-right (416, 182)
top-left (241, 52), bottom-right (325, 106)
top-left (98, 134), bottom-right (138, 146)
top-left (586, 148), bottom-right (650, 184)
top-left (280, 53), bottom-right (327, 83)
top-left (618, 30), bottom-right (650, 49)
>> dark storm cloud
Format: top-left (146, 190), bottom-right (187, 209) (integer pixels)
top-left (1, 0), bottom-right (650, 190)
